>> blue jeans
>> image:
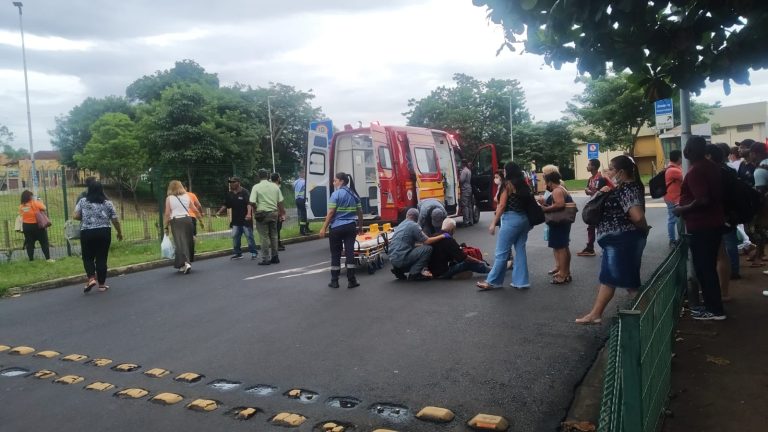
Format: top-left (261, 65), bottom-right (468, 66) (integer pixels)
top-left (232, 225), bottom-right (257, 255)
top-left (665, 201), bottom-right (678, 242)
top-left (440, 259), bottom-right (490, 279)
top-left (723, 227), bottom-right (739, 277)
top-left (486, 211), bottom-right (529, 287)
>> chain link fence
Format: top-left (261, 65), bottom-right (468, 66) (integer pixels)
top-left (0, 162), bottom-right (307, 263)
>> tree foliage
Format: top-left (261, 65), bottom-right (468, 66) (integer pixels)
top-left (404, 73), bottom-right (530, 159)
top-left (513, 120), bottom-right (577, 178)
top-left (126, 59), bottom-right (220, 103)
top-left (475, 0), bottom-right (768, 98)
top-left (49, 96), bottom-right (134, 166)
top-left (1, 125), bottom-right (29, 161)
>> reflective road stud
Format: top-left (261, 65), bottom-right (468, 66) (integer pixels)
top-left (271, 412), bottom-right (307, 427)
top-left (150, 393), bottom-right (184, 405)
top-left (33, 369), bottom-right (57, 379)
top-left (115, 388), bottom-right (149, 399)
top-left (34, 350), bottom-right (60, 359)
top-left (186, 399), bottom-right (219, 412)
top-left (9, 346), bottom-right (35, 355)
top-left (85, 382), bottom-right (115, 392)
top-left (416, 406), bottom-right (455, 423)
top-left (54, 375), bottom-right (84, 385)
top-left (234, 407), bottom-right (258, 420)
top-left (61, 354), bottom-right (88, 362)
top-left (0, 345), bottom-right (9, 352)
top-left (467, 414), bottom-right (510, 431)
top-left (175, 372), bottom-right (204, 383)
top-left (112, 363), bottom-right (140, 372)
top-left (89, 358), bottom-right (113, 367)
top-left (144, 368), bottom-right (170, 378)
top-left (323, 422), bottom-right (345, 432)
top-left (287, 389), bottom-right (302, 398)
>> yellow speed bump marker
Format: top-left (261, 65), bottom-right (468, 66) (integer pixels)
top-left (271, 412), bottom-right (307, 427)
top-left (228, 407), bottom-right (259, 420)
top-left (416, 406), bottom-right (455, 423)
top-left (144, 368), bottom-right (170, 378)
top-left (54, 375), bottom-right (84, 385)
top-left (115, 388), bottom-right (149, 399)
top-left (0, 345), bottom-right (10, 352)
top-left (467, 414), bottom-right (509, 431)
top-left (9, 346), bottom-right (34, 355)
top-left (33, 369), bottom-right (57, 379)
top-left (287, 389), bottom-right (302, 398)
top-left (150, 393), bottom-right (184, 405)
top-left (186, 399), bottom-right (219, 412)
top-left (85, 382), bottom-right (115, 392)
top-left (174, 372), bottom-right (204, 383)
top-left (89, 358), bottom-right (113, 367)
top-left (61, 354), bottom-right (88, 362)
top-left (322, 423), bottom-right (345, 432)
top-left (34, 350), bottom-right (60, 359)
top-left (112, 363), bottom-right (140, 372)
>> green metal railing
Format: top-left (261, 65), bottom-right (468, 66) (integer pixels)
top-left (598, 238), bottom-right (688, 432)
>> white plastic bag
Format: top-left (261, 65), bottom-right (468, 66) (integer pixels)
top-left (161, 235), bottom-right (175, 260)
top-left (14, 215), bottom-right (23, 232)
top-left (64, 219), bottom-right (81, 240)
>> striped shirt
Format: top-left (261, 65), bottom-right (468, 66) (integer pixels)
top-left (328, 187), bottom-right (361, 229)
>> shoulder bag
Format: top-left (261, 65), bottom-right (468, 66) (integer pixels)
top-left (525, 195), bottom-right (545, 227)
top-left (35, 209), bottom-right (52, 229)
top-left (544, 187), bottom-right (577, 225)
top-left (582, 190), bottom-right (612, 226)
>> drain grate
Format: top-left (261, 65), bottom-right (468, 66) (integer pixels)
top-left (207, 379), bottom-right (242, 391)
top-left (370, 403), bottom-right (410, 422)
top-left (327, 396), bottom-right (361, 409)
top-left (0, 367), bottom-right (30, 377)
top-left (245, 384), bottom-right (278, 396)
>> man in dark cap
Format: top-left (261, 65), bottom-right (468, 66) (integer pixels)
top-left (217, 176), bottom-right (257, 260)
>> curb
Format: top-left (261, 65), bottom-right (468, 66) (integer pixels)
top-left (4, 233), bottom-right (320, 297)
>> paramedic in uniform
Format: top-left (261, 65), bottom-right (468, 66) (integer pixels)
top-left (460, 160), bottom-right (473, 226)
top-left (294, 171), bottom-right (310, 235)
top-left (319, 172), bottom-right (364, 289)
top-left (388, 208), bottom-right (450, 281)
top-left (417, 198), bottom-right (448, 236)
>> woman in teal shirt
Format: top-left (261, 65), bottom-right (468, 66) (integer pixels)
top-left (320, 172), bottom-right (364, 288)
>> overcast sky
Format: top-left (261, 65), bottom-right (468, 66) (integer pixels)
top-left (1, 0), bottom-right (767, 152)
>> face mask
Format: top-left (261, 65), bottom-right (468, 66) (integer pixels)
top-left (494, 178), bottom-right (502, 185)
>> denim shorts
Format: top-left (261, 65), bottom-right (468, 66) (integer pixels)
top-left (598, 230), bottom-right (647, 289)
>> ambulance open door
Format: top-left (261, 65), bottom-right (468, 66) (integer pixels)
top-left (306, 130), bottom-right (329, 219)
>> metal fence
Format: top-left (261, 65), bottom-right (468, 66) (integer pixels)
top-left (0, 163), bottom-right (306, 262)
top-left (598, 237), bottom-right (688, 432)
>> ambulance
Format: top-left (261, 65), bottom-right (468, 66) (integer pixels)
top-left (305, 123), bottom-right (498, 223)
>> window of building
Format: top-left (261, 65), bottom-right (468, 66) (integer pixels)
top-left (736, 124), bottom-right (754, 132)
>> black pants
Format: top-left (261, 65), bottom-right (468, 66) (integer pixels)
top-left (329, 223), bottom-right (357, 273)
top-left (81, 227), bottom-right (112, 284)
top-left (689, 229), bottom-right (725, 315)
top-left (296, 198), bottom-right (308, 233)
top-left (22, 223), bottom-right (50, 261)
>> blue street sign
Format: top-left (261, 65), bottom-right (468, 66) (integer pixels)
top-left (587, 143), bottom-right (599, 160)
top-left (655, 98), bottom-right (673, 115)
top-left (310, 119), bottom-right (333, 143)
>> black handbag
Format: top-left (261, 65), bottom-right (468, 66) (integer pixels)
top-left (582, 190), bottom-right (612, 226)
top-left (526, 196), bottom-right (545, 227)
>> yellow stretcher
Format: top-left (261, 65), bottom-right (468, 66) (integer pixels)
top-left (342, 223), bottom-right (393, 274)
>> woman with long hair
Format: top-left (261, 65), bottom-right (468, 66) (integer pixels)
top-left (539, 171), bottom-right (573, 284)
top-left (319, 172), bottom-right (363, 288)
top-left (18, 190), bottom-right (52, 262)
top-left (477, 162), bottom-right (531, 290)
top-left (576, 155), bottom-right (649, 324)
top-left (74, 181), bottom-right (123, 292)
top-left (163, 180), bottom-right (195, 274)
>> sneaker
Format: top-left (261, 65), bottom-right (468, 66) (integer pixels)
top-left (230, 254), bottom-right (244, 260)
top-left (328, 280), bottom-right (340, 288)
top-left (46, 259), bottom-right (56, 263)
top-left (251, 254), bottom-right (258, 260)
top-left (391, 267), bottom-right (407, 280)
top-left (691, 310), bottom-right (726, 321)
top-left (182, 262), bottom-right (192, 274)
top-left (576, 249), bottom-right (596, 257)
top-left (270, 255), bottom-right (280, 264)
top-left (763, 290), bottom-right (768, 297)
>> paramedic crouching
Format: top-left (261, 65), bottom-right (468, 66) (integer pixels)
top-left (389, 208), bottom-right (449, 281)
top-left (417, 198), bottom-right (448, 236)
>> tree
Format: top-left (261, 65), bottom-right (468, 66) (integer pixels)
top-left (75, 113), bottom-right (148, 216)
top-left (50, 96), bottom-right (134, 166)
top-left (0, 124), bottom-right (13, 146)
top-left (1, 124), bottom-right (30, 161)
top-left (512, 120), bottom-right (578, 178)
top-left (126, 59), bottom-right (219, 103)
top-left (404, 73), bottom-right (530, 158)
top-left (475, 0), bottom-right (768, 98)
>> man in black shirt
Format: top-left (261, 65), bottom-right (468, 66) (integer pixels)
top-left (428, 218), bottom-right (490, 279)
top-left (737, 139), bottom-right (756, 186)
top-left (217, 176), bottom-right (257, 260)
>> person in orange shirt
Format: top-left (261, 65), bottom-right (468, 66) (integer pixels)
top-left (664, 150), bottom-right (684, 247)
top-left (185, 190), bottom-right (204, 238)
top-left (18, 190), bottom-right (52, 261)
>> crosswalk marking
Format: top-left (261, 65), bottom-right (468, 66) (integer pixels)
top-left (243, 261), bottom-right (329, 280)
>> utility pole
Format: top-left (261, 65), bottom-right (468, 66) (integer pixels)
top-left (267, 96), bottom-right (276, 173)
top-left (506, 96), bottom-right (514, 161)
top-left (13, 1), bottom-right (38, 196)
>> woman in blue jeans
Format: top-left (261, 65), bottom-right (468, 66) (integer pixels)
top-left (477, 162), bottom-right (531, 290)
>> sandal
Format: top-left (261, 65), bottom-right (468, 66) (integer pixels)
top-left (575, 316), bottom-right (602, 325)
top-left (98, 285), bottom-right (109, 292)
top-left (84, 278), bottom-right (97, 293)
top-left (551, 275), bottom-right (572, 285)
top-left (476, 281), bottom-right (501, 291)
top-left (547, 269), bottom-right (559, 275)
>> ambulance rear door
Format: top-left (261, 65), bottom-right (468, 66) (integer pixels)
top-left (306, 130), bottom-right (329, 219)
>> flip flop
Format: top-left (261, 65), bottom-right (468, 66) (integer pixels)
top-left (476, 281), bottom-right (501, 291)
top-left (575, 317), bottom-right (602, 325)
top-left (84, 279), bottom-right (97, 293)
top-left (97, 285), bottom-right (109, 292)
top-left (547, 269), bottom-right (559, 275)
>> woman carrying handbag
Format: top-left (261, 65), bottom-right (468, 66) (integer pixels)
top-left (18, 190), bottom-right (53, 262)
top-left (538, 171), bottom-right (575, 284)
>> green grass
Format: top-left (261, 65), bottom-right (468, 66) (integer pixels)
top-left (564, 175), bottom-right (652, 191)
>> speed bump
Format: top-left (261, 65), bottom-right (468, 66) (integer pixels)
top-left (61, 354), bottom-right (88, 362)
top-left (34, 350), bottom-right (60, 359)
top-left (33, 369), bottom-right (57, 379)
top-left (54, 375), bottom-right (84, 385)
top-left (88, 358), bottom-right (113, 367)
top-left (467, 414), bottom-right (509, 431)
top-left (322, 422), bottom-right (346, 432)
top-left (144, 368), bottom-right (170, 378)
top-left (175, 372), bottom-right (204, 383)
top-left (271, 412), bottom-right (307, 427)
top-left (150, 393), bottom-right (184, 405)
top-left (416, 406), bottom-right (455, 423)
top-left (226, 407), bottom-right (259, 420)
top-left (115, 388), bottom-right (149, 399)
top-left (85, 382), bottom-right (115, 392)
top-left (9, 346), bottom-right (34, 355)
top-left (186, 399), bottom-right (219, 412)
top-left (0, 345), bottom-right (9, 352)
top-left (112, 363), bottom-right (140, 372)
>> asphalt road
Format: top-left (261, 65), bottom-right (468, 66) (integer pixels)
top-left (0, 198), bottom-right (671, 431)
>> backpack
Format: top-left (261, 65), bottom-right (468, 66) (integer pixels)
top-left (725, 166), bottom-right (762, 224)
top-left (649, 168), bottom-right (667, 198)
top-left (460, 243), bottom-right (488, 264)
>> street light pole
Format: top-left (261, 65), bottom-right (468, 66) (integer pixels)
top-left (13, 1), bottom-right (37, 196)
top-left (267, 95), bottom-right (276, 173)
top-left (506, 96), bottom-right (514, 161)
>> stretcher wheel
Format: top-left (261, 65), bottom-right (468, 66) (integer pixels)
top-left (376, 255), bottom-right (384, 269)
top-left (367, 262), bottom-right (376, 274)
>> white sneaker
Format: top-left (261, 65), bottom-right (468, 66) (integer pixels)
top-left (183, 262), bottom-right (192, 274)
top-left (763, 290), bottom-right (768, 297)
top-left (46, 259), bottom-right (56, 263)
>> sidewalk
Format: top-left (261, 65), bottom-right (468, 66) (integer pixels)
top-left (661, 257), bottom-right (768, 431)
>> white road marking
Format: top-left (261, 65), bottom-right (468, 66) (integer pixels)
top-left (243, 261), bottom-right (330, 280)
top-left (280, 267), bottom-right (331, 278)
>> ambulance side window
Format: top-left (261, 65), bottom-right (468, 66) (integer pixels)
top-left (414, 147), bottom-right (438, 174)
top-left (309, 151), bottom-right (325, 175)
top-left (378, 147), bottom-right (393, 170)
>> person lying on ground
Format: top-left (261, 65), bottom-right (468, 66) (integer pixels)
top-left (428, 218), bottom-right (490, 279)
